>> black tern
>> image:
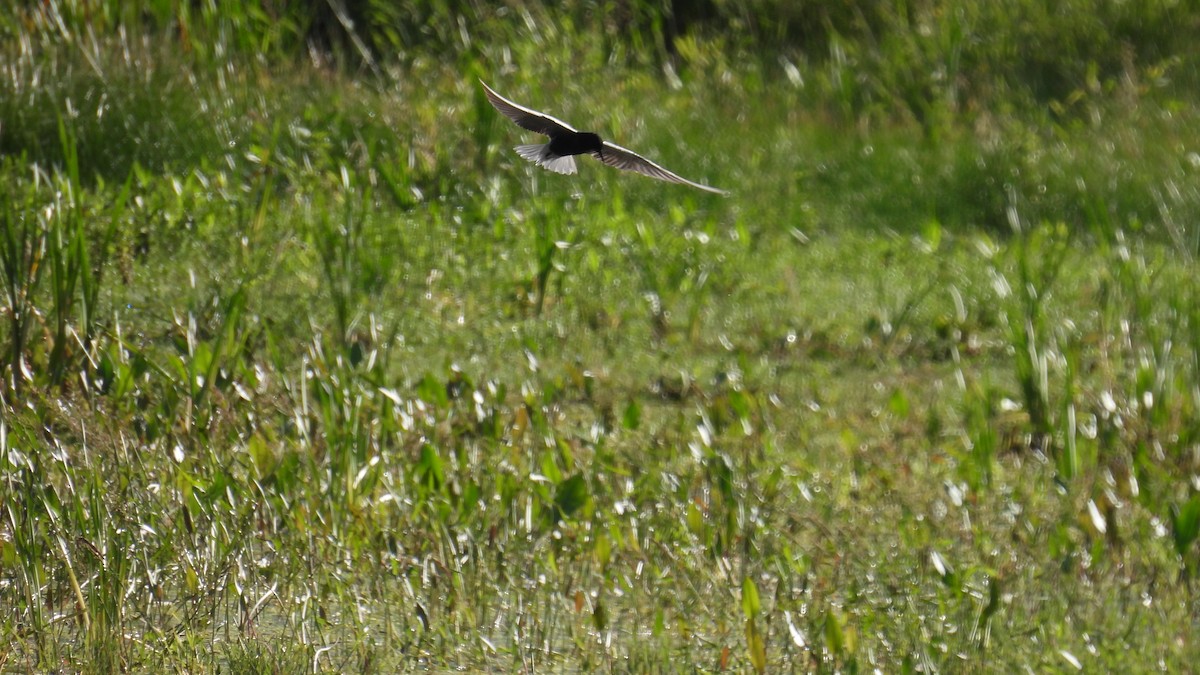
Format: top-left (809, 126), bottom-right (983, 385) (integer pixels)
top-left (481, 80), bottom-right (728, 195)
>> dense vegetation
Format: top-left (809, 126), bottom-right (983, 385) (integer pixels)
top-left (2, 1), bottom-right (1199, 671)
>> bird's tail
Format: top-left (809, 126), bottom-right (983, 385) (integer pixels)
top-left (514, 144), bottom-right (578, 175)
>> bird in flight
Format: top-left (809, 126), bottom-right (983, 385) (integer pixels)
top-left (480, 80), bottom-right (728, 195)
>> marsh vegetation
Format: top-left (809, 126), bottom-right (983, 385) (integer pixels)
top-left (2, 1), bottom-right (1199, 671)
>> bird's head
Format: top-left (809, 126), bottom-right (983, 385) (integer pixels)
top-left (580, 132), bottom-right (604, 157)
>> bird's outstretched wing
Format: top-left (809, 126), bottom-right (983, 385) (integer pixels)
top-left (597, 141), bottom-right (728, 195)
top-left (480, 80), bottom-right (577, 137)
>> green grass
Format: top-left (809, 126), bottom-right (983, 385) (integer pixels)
top-left (2, 2), bottom-right (1200, 671)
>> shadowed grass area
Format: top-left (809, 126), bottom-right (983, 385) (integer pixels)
top-left (2, 2), bottom-right (1200, 672)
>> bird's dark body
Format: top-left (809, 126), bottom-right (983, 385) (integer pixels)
top-left (549, 132), bottom-right (603, 158)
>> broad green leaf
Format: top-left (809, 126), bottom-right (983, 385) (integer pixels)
top-left (741, 576), bottom-right (761, 618)
top-left (622, 398), bottom-right (641, 430)
top-left (745, 616), bottom-right (766, 673)
top-left (825, 611), bottom-right (845, 656)
top-left (416, 444), bottom-right (444, 491)
top-left (1171, 495), bottom-right (1200, 557)
top-left (555, 473), bottom-right (589, 520)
